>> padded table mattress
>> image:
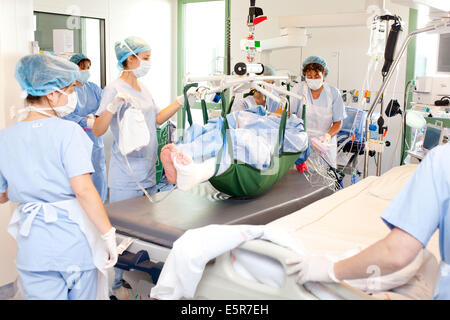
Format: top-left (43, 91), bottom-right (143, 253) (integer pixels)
top-left (105, 169), bottom-right (333, 249)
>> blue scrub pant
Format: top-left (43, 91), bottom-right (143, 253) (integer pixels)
top-left (109, 176), bottom-right (174, 203)
top-left (18, 268), bottom-right (97, 300)
top-left (109, 187), bottom-right (157, 203)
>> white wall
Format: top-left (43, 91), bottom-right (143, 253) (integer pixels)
top-left (230, 0), bottom-right (411, 175)
top-left (0, 0), bottom-right (35, 287)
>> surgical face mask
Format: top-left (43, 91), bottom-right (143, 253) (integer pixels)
top-left (52, 89), bottom-right (78, 117)
top-left (306, 77), bottom-right (324, 91)
top-left (265, 81), bottom-right (275, 92)
top-left (132, 59), bottom-right (151, 78)
top-left (79, 70), bottom-right (91, 83)
top-left (14, 89), bottom-right (77, 120)
top-left (121, 41), bottom-right (152, 78)
top-left (16, 93), bottom-right (76, 120)
top-left (122, 55), bottom-right (151, 78)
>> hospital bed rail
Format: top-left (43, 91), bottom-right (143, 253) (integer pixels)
top-left (194, 239), bottom-right (377, 300)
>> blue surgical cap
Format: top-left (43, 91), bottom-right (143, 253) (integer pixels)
top-left (115, 36), bottom-right (151, 68)
top-left (15, 54), bottom-right (82, 97)
top-left (70, 53), bottom-right (90, 66)
top-left (302, 56), bottom-right (329, 75)
top-left (263, 65), bottom-right (276, 76)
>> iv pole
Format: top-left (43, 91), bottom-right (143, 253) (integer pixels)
top-left (363, 19), bottom-right (450, 178)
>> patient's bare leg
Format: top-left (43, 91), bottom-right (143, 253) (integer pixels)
top-left (160, 144), bottom-right (179, 184)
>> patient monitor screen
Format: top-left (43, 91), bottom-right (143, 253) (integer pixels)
top-left (423, 126), bottom-right (442, 151)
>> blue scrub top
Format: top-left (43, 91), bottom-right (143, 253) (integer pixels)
top-left (63, 82), bottom-right (108, 201)
top-left (96, 78), bottom-right (159, 191)
top-left (381, 144), bottom-right (450, 300)
top-left (290, 82), bottom-right (345, 122)
top-left (64, 82), bottom-right (103, 128)
top-left (0, 118), bottom-right (96, 271)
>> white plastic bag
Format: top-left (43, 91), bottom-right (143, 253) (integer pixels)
top-left (118, 107), bottom-right (150, 156)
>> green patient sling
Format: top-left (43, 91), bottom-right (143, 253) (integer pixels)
top-left (181, 84), bottom-right (303, 198)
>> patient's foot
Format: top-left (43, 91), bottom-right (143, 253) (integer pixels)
top-left (174, 156), bottom-right (216, 192)
top-left (161, 144), bottom-right (179, 184)
top-left (162, 144), bottom-right (215, 191)
top-left (174, 151), bottom-right (192, 166)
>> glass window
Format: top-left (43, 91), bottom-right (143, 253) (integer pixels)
top-left (84, 18), bottom-right (102, 86)
top-left (34, 12), bottom-right (106, 88)
top-left (437, 32), bottom-right (450, 73)
top-left (414, 7), bottom-right (439, 77)
top-left (183, 1), bottom-right (225, 76)
top-left (178, 0), bottom-right (229, 127)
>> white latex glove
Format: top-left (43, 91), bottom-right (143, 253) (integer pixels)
top-left (176, 87), bottom-right (198, 107)
top-left (106, 93), bottom-right (133, 114)
top-left (86, 114), bottom-right (95, 129)
top-left (285, 254), bottom-right (339, 285)
top-left (101, 227), bottom-right (118, 269)
top-left (319, 133), bottom-right (331, 145)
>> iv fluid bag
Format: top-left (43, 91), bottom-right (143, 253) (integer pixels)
top-left (368, 19), bottom-right (386, 58)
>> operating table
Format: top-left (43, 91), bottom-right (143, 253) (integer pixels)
top-left (105, 169), bottom-right (333, 284)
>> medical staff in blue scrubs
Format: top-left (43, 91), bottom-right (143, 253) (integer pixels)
top-left (0, 54), bottom-right (118, 300)
top-left (92, 36), bottom-right (194, 299)
top-left (93, 37), bottom-right (194, 203)
top-left (286, 143), bottom-right (450, 299)
top-left (290, 56), bottom-right (345, 168)
top-left (231, 65), bottom-right (281, 113)
top-left (63, 53), bottom-right (108, 202)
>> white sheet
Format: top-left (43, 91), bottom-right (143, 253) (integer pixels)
top-left (267, 164), bottom-right (440, 259)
